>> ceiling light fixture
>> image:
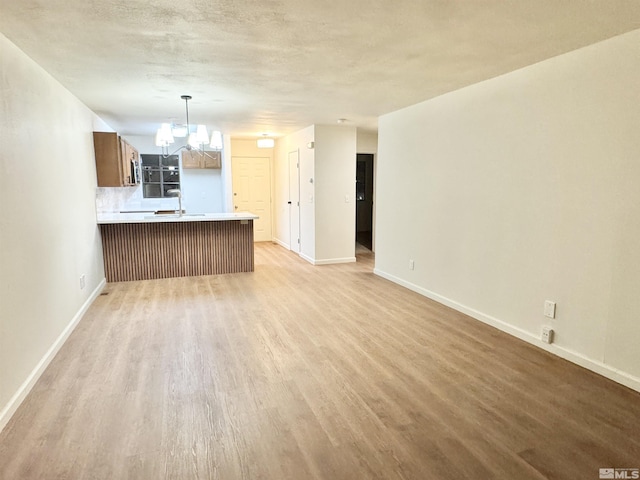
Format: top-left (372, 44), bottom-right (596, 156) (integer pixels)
top-left (155, 123), bottom-right (174, 148)
top-left (171, 124), bottom-right (188, 138)
top-left (257, 134), bottom-right (274, 149)
top-left (155, 95), bottom-right (223, 158)
top-left (210, 130), bottom-right (223, 150)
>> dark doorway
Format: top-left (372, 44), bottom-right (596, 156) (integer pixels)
top-left (356, 153), bottom-right (374, 251)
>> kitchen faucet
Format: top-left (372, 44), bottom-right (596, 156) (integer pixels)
top-left (167, 189), bottom-right (182, 217)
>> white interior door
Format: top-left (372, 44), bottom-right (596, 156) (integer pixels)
top-left (232, 156), bottom-right (272, 242)
top-left (288, 150), bottom-right (300, 252)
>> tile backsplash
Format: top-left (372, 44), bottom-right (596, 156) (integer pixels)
top-left (96, 187), bottom-right (181, 213)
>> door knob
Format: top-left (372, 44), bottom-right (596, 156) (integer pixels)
top-left (234, 205), bottom-right (238, 209)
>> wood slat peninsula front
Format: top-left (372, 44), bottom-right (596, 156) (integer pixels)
top-left (97, 214), bottom-right (257, 282)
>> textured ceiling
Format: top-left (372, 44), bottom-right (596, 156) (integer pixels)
top-left (2, 0), bottom-right (640, 138)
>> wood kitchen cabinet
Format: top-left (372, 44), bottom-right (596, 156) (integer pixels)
top-left (93, 132), bottom-right (139, 187)
top-left (182, 149), bottom-right (222, 169)
top-left (120, 138), bottom-right (139, 181)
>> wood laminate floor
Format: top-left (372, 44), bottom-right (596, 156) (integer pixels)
top-left (1, 243), bottom-right (639, 479)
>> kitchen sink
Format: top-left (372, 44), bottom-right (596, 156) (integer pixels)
top-left (155, 209), bottom-right (184, 215)
top-left (144, 213), bottom-right (206, 219)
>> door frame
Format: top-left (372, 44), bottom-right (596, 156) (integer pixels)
top-left (288, 149), bottom-right (300, 252)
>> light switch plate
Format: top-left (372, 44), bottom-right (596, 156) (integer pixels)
top-left (544, 300), bottom-right (556, 319)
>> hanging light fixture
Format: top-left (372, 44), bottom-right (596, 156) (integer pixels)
top-left (171, 124), bottom-right (188, 138)
top-left (257, 133), bottom-right (275, 148)
top-left (155, 95), bottom-right (223, 158)
top-left (188, 124), bottom-right (210, 149)
top-left (210, 130), bottom-right (223, 150)
top-left (155, 123), bottom-right (174, 147)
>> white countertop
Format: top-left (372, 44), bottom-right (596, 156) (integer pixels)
top-left (97, 211), bottom-right (259, 224)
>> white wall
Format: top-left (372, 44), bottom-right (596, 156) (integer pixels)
top-left (314, 126), bottom-right (357, 264)
top-left (120, 135), bottom-right (225, 214)
top-left (356, 131), bottom-right (378, 154)
top-left (375, 29), bottom-right (640, 391)
top-left (0, 33), bottom-right (107, 430)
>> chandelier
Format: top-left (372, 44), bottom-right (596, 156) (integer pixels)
top-left (155, 95), bottom-right (223, 158)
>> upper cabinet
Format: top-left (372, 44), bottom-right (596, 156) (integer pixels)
top-left (120, 138), bottom-right (139, 178)
top-left (182, 150), bottom-right (222, 169)
top-left (93, 132), bottom-right (139, 187)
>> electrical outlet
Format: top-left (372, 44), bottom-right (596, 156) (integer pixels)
top-left (544, 300), bottom-right (556, 319)
top-left (409, 259), bottom-right (415, 270)
top-left (541, 326), bottom-right (554, 344)
top-left (79, 274), bottom-right (86, 290)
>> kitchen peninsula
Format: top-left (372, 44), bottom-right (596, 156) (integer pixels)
top-left (97, 212), bottom-right (258, 282)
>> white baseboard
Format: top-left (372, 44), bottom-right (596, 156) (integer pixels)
top-left (374, 268), bottom-right (640, 393)
top-left (299, 252), bottom-right (315, 265)
top-left (272, 237), bottom-right (290, 250)
top-left (0, 278), bottom-right (107, 433)
top-left (315, 257), bottom-right (357, 265)
top-left (299, 253), bottom-right (357, 266)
